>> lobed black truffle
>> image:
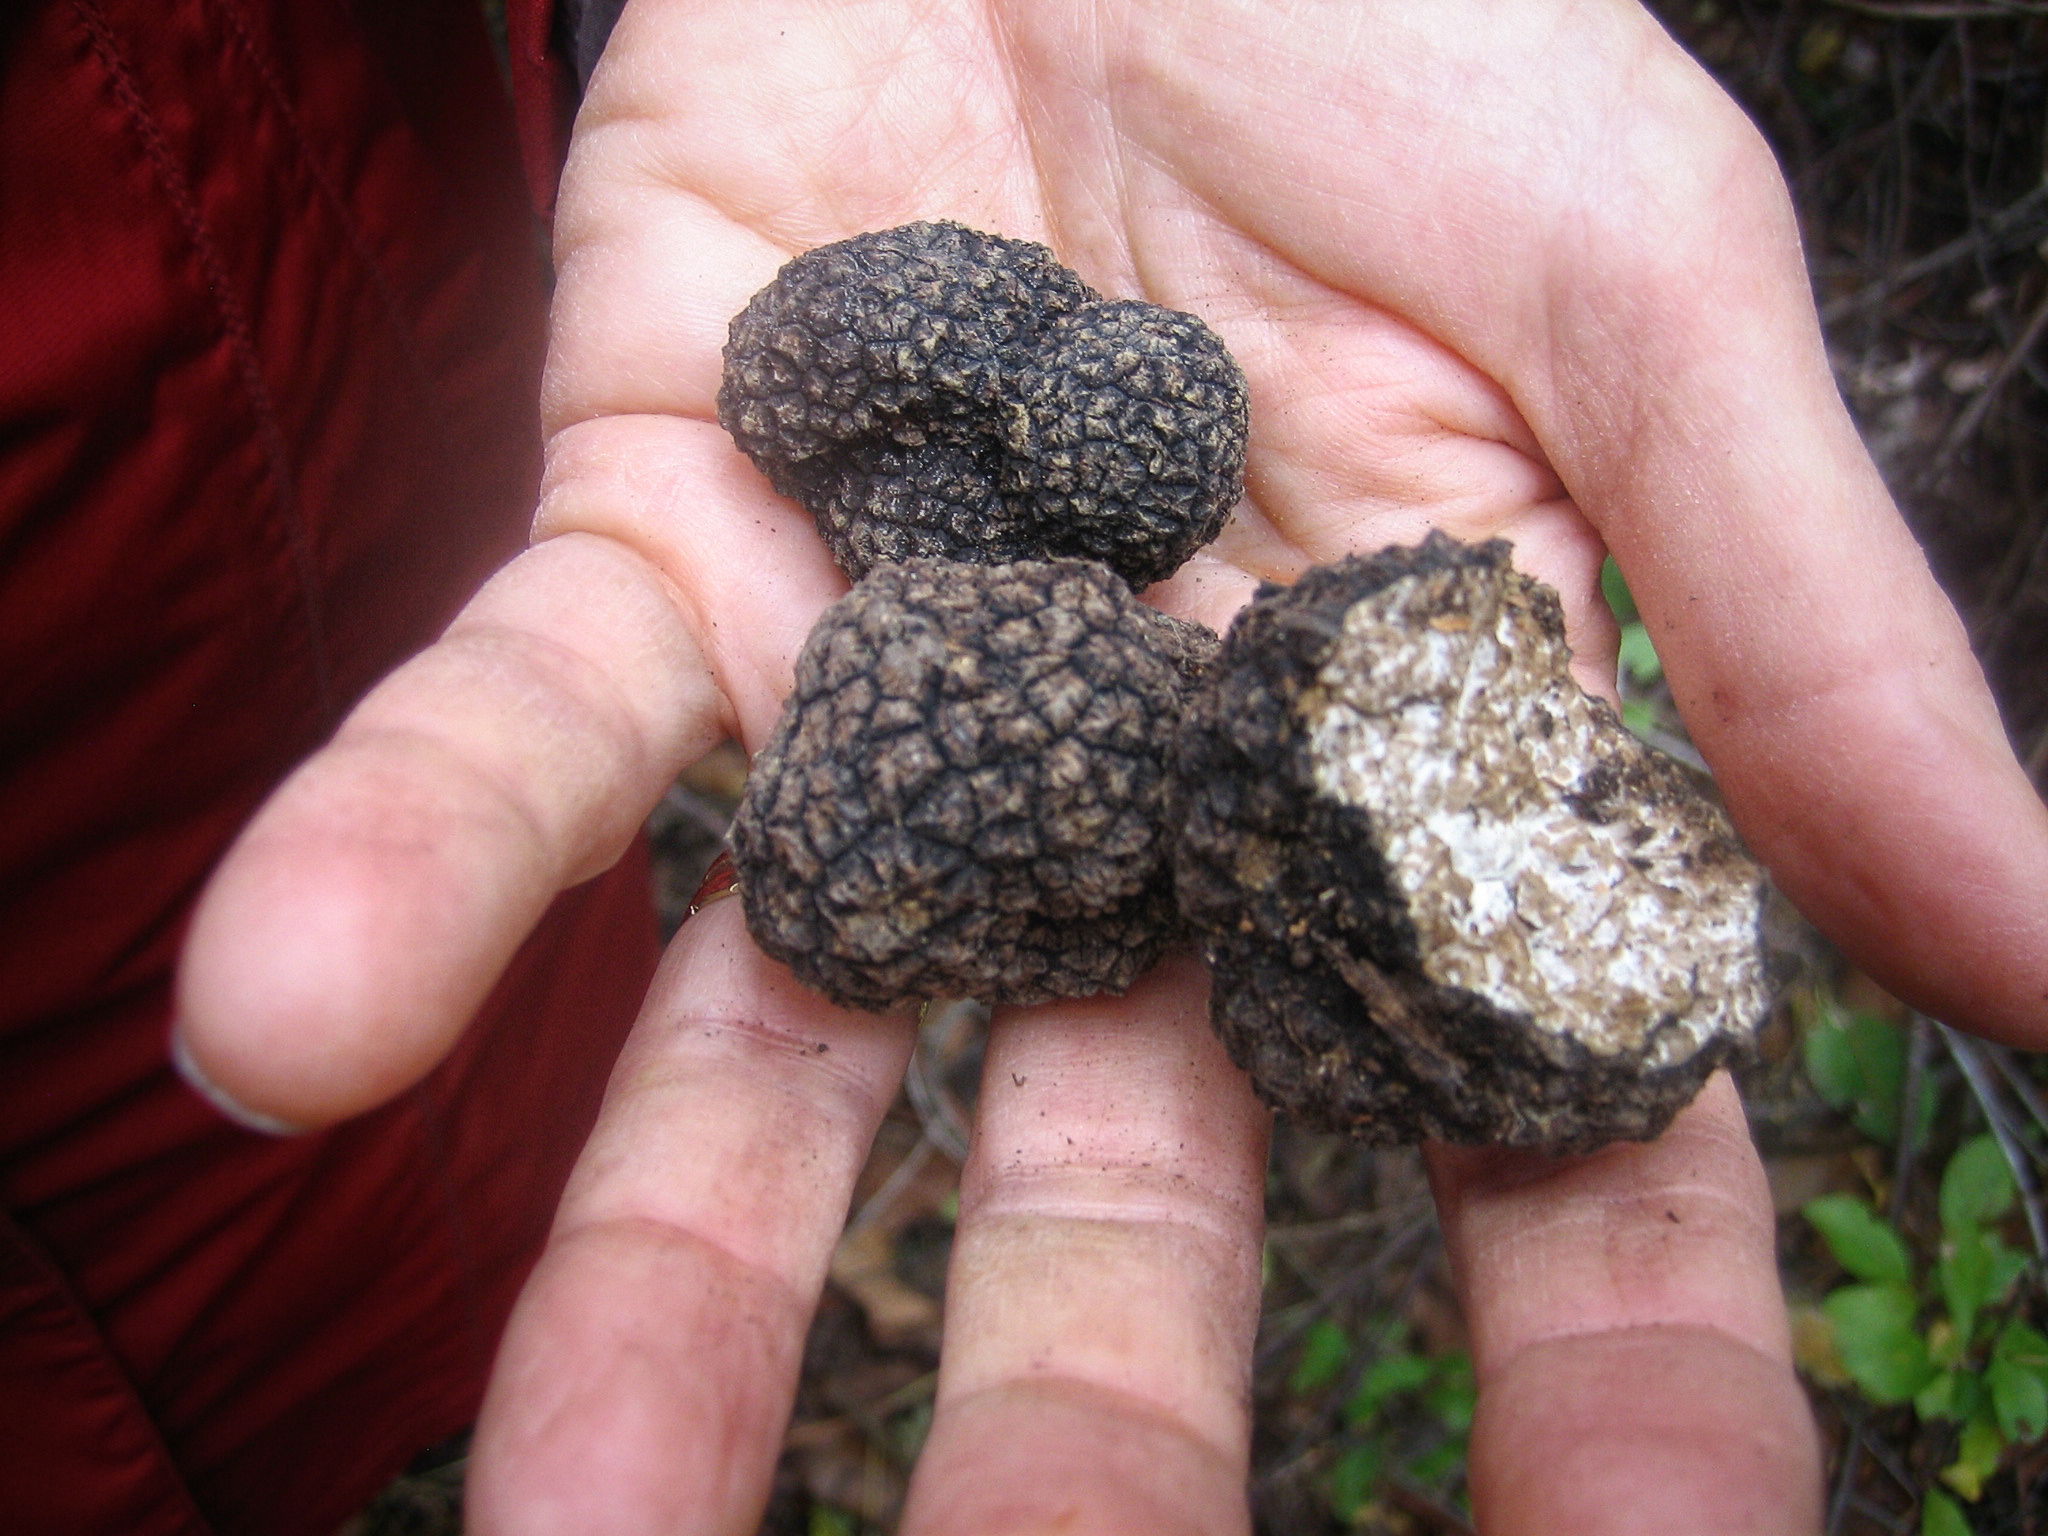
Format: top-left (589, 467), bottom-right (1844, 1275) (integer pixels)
top-left (1174, 534), bottom-right (1770, 1151)
top-left (731, 559), bottom-right (1217, 1011)
top-left (717, 221), bottom-right (1247, 589)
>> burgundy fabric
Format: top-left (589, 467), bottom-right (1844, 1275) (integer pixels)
top-left (0, 2), bottom-right (656, 1532)
top-left (506, 0), bottom-right (578, 222)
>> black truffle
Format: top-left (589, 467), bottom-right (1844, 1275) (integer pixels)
top-left (717, 221), bottom-right (1248, 588)
top-left (732, 558), bottom-right (1217, 1011)
top-left (1174, 534), bottom-right (1770, 1150)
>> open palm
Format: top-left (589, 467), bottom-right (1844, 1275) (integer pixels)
top-left (176, 2), bottom-right (2048, 1532)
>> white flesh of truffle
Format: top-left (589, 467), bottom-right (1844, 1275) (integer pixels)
top-left (1303, 562), bottom-right (1768, 1068)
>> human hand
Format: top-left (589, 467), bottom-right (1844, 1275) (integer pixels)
top-left (175, 0), bottom-right (2048, 1531)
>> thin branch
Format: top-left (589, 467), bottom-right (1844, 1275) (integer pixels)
top-left (1847, 1490), bottom-right (1915, 1536)
top-left (1819, 1), bottom-right (2048, 19)
top-left (1941, 280), bottom-right (2048, 454)
top-left (1254, 1210), bottom-right (1438, 1368)
top-left (1825, 1407), bottom-right (1868, 1536)
top-left (1890, 1015), bottom-right (1934, 1226)
top-left (1820, 182), bottom-right (2048, 322)
top-left (846, 1133), bottom-right (937, 1236)
top-left (903, 1001), bottom-right (976, 1163)
top-left (1938, 1019), bottom-right (2048, 1258)
top-left (1384, 1479), bottom-right (1476, 1536)
top-left (1989, 1043), bottom-right (2048, 1147)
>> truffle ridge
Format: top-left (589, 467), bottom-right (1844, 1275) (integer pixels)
top-left (1174, 534), bottom-right (1771, 1149)
top-left (717, 221), bottom-right (1248, 588)
top-left (731, 559), bottom-right (1217, 1011)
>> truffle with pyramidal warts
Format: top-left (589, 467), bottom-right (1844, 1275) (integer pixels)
top-left (730, 558), bottom-right (1217, 1011)
top-left (1173, 533), bottom-right (1772, 1150)
top-left (717, 221), bottom-right (1248, 588)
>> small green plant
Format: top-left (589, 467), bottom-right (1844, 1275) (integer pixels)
top-left (1800, 999), bottom-right (1936, 1147)
top-left (1289, 1316), bottom-right (1476, 1526)
top-left (1600, 556), bottom-right (1664, 739)
top-left (1804, 1134), bottom-right (2047, 1529)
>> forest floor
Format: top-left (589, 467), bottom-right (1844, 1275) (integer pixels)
top-left (347, 3), bottom-right (2048, 1533)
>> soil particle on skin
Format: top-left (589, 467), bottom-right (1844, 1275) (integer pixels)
top-left (731, 557), bottom-right (1217, 1011)
top-left (718, 221), bottom-right (1248, 589)
top-left (1174, 533), bottom-right (1772, 1150)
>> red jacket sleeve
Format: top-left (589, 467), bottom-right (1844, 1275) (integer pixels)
top-left (506, 0), bottom-right (580, 220)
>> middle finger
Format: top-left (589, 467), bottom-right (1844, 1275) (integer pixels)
top-left (902, 954), bottom-right (1271, 1536)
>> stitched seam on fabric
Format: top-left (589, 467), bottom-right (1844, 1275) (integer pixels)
top-left (69, 0), bottom-right (335, 715)
top-left (202, 0), bottom-right (437, 397)
top-left (1, 1205), bottom-right (222, 1535)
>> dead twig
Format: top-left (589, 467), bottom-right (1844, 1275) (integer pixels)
top-left (1990, 1042), bottom-right (2048, 1147)
top-left (1890, 1015), bottom-right (1934, 1226)
top-left (903, 1001), bottom-right (976, 1163)
top-left (1825, 1406), bottom-right (1869, 1536)
top-left (1254, 1210), bottom-right (1439, 1369)
top-left (1384, 1479), bottom-right (1476, 1536)
top-left (1818, 1), bottom-right (2048, 20)
top-left (1939, 280), bottom-right (2048, 457)
top-left (1820, 183), bottom-right (2048, 323)
top-left (1937, 1019), bottom-right (2048, 1258)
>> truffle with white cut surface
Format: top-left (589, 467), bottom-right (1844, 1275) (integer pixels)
top-left (1173, 533), bottom-right (1771, 1149)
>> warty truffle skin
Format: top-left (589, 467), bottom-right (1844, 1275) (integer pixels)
top-left (731, 558), bottom-right (1218, 1011)
top-left (717, 221), bottom-right (1248, 589)
top-left (1173, 534), bottom-right (1771, 1151)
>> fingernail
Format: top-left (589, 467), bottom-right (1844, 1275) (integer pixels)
top-left (169, 1028), bottom-right (307, 1136)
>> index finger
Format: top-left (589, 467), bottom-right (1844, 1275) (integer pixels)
top-left (173, 419), bottom-right (841, 1127)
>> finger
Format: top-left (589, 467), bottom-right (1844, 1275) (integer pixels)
top-left (467, 898), bottom-right (915, 1536)
top-left (901, 955), bottom-right (1270, 1536)
top-left (173, 532), bottom-right (725, 1127)
top-left (533, 414), bottom-right (845, 747)
top-left (177, 380), bottom-right (857, 1131)
top-left (1427, 1076), bottom-right (1823, 1536)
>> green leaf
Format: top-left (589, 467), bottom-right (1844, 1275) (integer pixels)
top-left (1291, 1319), bottom-right (1353, 1396)
top-left (1939, 1408), bottom-right (2006, 1502)
top-left (1990, 1241), bottom-right (2030, 1298)
top-left (1993, 1319), bottom-right (2048, 1370)
top-left (1327, 1442), bottom-right (1384, 1523)
top-left (1989, 1355), bottom-right (2048, 1443)
top-left (1921, 1488), bottom-right (1973, 1536)
top-left (1620, 698), bottom-right (1659, 738)
top-left (808, 1504), bottom-right (858, 1536)
top-left (1801, 1009), bottom-right (1907, 1143)
top-left (1411, 1441), bottom-right (1467, 1485)
top-left (1804, 1195), bottom-right (1913, 1284)
top-left (1917, 1368), bottom-right (1964, 1422)
top-left (1343, 1352), bottom-right (1435, 1426)
top-left (891, 1399), bottom-right (933, 1463)
top-left (1801, 1014), bottom-right (1861, 1108)
top-left (1617, 622), bottom-right (1663, 686)
top-left (1940, 1136), bottom-right (2016, 1238)
top-left (1823, 1283), bottom-right (1936, 1404)
top-left (1423, 1354), bottom-right (1477, 1436)
top-left (1940, 1230), bottom-right (2028, 1349)
top-left (1600, 556), bottom-right (1639, 626)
